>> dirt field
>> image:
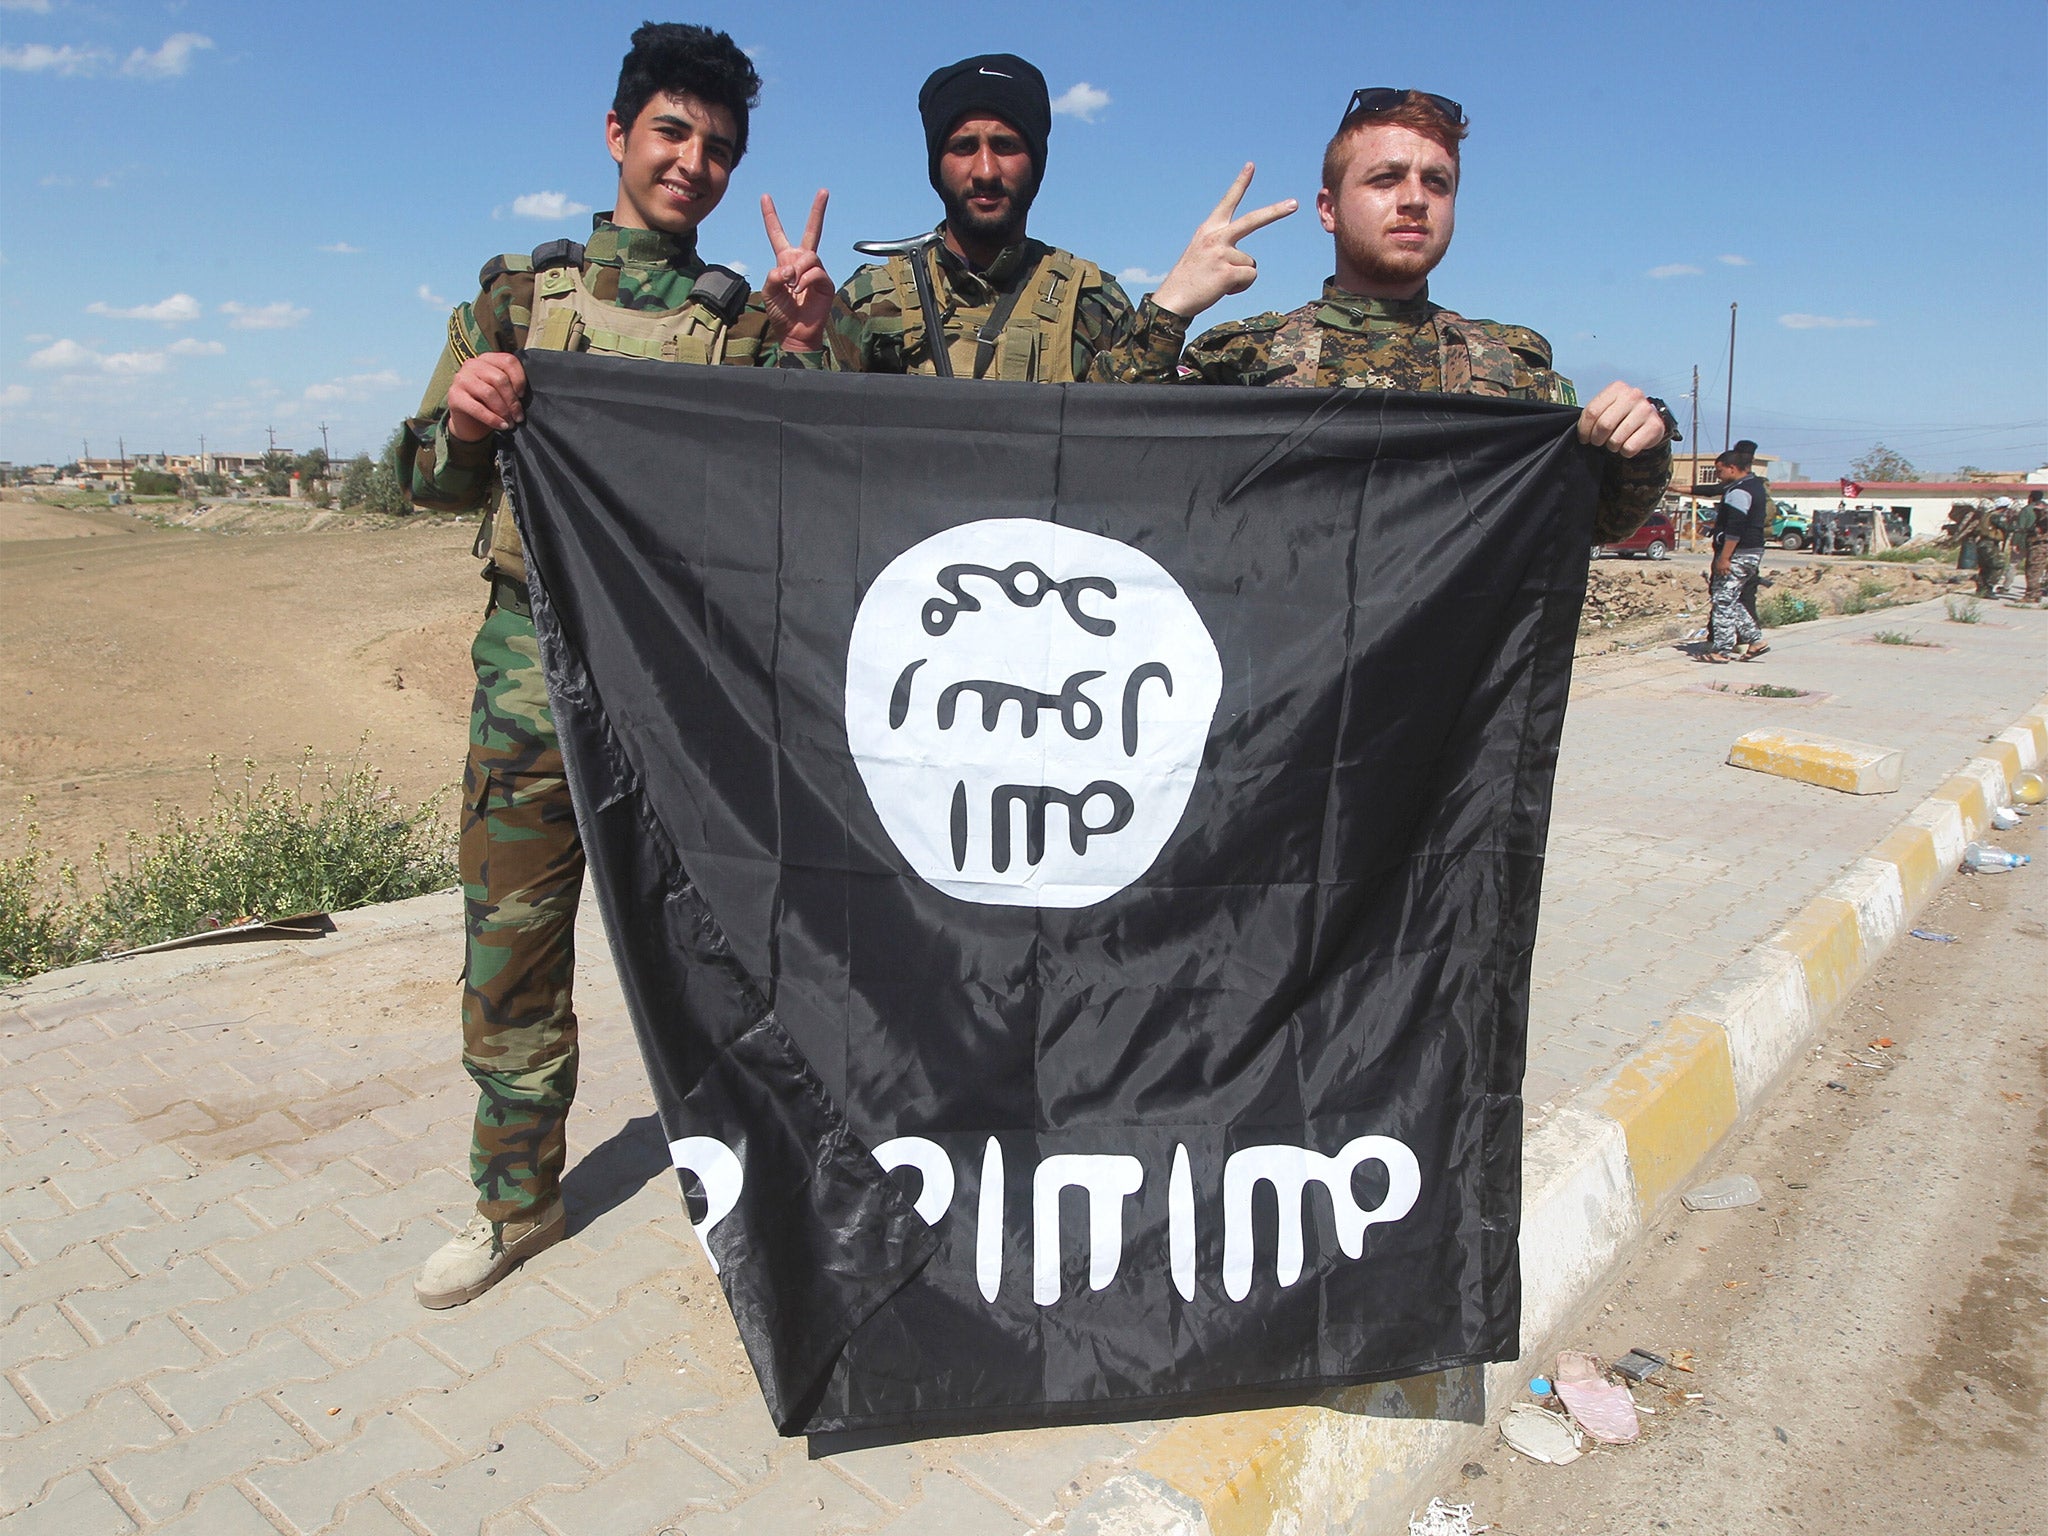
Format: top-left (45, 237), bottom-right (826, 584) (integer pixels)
top-left (2, 494), bottom-right (481, 872)
top-left (0, 492), bottom-right (1975, 877)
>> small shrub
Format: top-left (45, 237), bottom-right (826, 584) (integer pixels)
top-left (1759, 592), bottom-right (1822, 627)
top-left (1946, 595), bottom-right (1983, 624)
top-left (1873, 629), bottom-right (1914, 645)
top-left (1743, 683), bottom-right (1805, 698)
top-left (130, 468), bottom-right (182, 496)
top-left (0, 757), bottom-right (454, 982)
top-left (1870, 545), bottom-right (1943, 564)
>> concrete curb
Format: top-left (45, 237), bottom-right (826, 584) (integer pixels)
top-left (1106, 688), bottom-right (2048, 1536)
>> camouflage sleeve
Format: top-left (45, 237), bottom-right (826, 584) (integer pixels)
top-left (824, 267), bottom-right (893, 374)
top-left (400, 272), bottom-right (529, 513)
top-left (729, 296), bottom-right (830, 371)
top-left (1068, 272), bottom-right (1133, 381)
top-left (1085, 295), bottom-right (1191, 384)
top-left (1591, 437), bottom-right (1673, 545)
top-left (1172, 316), bottom-right (1291, 386)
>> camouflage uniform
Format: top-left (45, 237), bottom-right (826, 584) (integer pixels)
top-left (400, 215), bottom-right (818, 1222)
top-left (1099, 279), bottom-right (1672, 545)
top-left (1960, 505), bottom-right (2011, 597)
top-left (2020, 499), bottom-right (2048, 604)
top-left (828, 227), bottom-right (1139, 381)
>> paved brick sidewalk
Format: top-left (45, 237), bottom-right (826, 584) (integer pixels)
top-left (2, 594), bottom-right (2042, 1535)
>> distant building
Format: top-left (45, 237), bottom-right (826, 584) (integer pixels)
top-left (1667, 452), bottom-right (1799, 500)
top-left (1768, 479), bottom-right (2042, 537)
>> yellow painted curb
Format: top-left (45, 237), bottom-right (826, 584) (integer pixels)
top-left (1726, 729), bottom-right (1903, 794)
top-left (1595, 1015), bottom-right (1739, 1216)
top-left (1933, 771), bottom-right (1991, 835)
top-left (1133, 1402), bottom-right (1306, 1536)
top-left (1983, 739), bottom-right (2023, 785)
top-left (1770, 896), bottom-right (1868, 1019)
top-left (1869, 823), bottom-right (1943, 915)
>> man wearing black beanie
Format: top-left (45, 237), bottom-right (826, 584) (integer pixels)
top-left (831, 53), bottom-right (1155, 381)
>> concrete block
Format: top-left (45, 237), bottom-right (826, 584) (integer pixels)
top-left (682, 1455), bottom-right (889, 1536)
top-left (246, 1413), bottom-right (446, 1533)
top-left (103, 1397), bottom-right (311, 1521)
top-left (48, 1144), bottom-right (194, 1209)
top-left (0, 1468), bottom-right (138, 1536)
top-left (0, 1388), bottom-right (172, 1515)
top-left (0, 1244), bottom-right (131, 1327)
top-left (384, 1422), bottom-right (587, 1535)
top-left (68, 1255), bottom-right (239, 1345)
top-left (1725, 728), bottom-right (1903, 794)
top-left (276, 1337), bottom-right (460, 1442)
top-left (1515, 1104), bottom-right (1639, 1345)
top-left (1595, 1017), bottom-right (1740, 1217)
top-left (526, 1434), bottom-right (734, 1536)
top-left (19, 1314), bottom-right (204, 1417)
top-left (151, 1329), bottom-right (332, 1431)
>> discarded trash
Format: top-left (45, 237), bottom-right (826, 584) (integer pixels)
top-left (1962, 842), bottom-right (2030, 873)
top-left (1667, 1349), bottom-right (1697, 1372)
top-left (1612, 1349), bottom-right (1668, 1383)
top-left (2015, 770), bottom-right (2046, 806)
top-left (1871, 1037), bottom-right (1895, 1049)
top-left (1529, 1375), bottom-right (1552, 1396)
top-left (1992, 805), bottom-right (2022, 831)
top-left (1554, 1351), bottom-right (1641, 1444)
top-left (1408, 1497), bottom-right (1476, 1536)
top-left (1501, 1402), bottom-right (1583, 1464)
top-left (1909, 928), bottom-right (1957, 942)
top-left (1682, 1174), bottom-right (1762, 1211)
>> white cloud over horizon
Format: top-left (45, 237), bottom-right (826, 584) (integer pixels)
top-left (1118, 266), bottom-right (1166, 287)
top-left (1051, 82), bottom-right (1111, 122)
top-left (303, 370), bottom-right (403, 403)
top-left (168, 337), bottom-right (225, 356)
top-left (122, 33), bottom-right (212, 79)
top-left (320, 242), bottom-right (364, 255)
top-left (417, 283), bottom-right (449, 308)
top-left (511, 191), bottom-right (591, 220)
top-left (0, 384), bottom-right (30, 411)
top-left (1, 43), bottom-right (106, 74)
top-left (1648, 263), bottom-right (1703, 279)
top-left (1718, 254), bottom-right (1752, 266)
top-left (30, 338), bottom-right (168, 374)
top-left (1779, 313), bottom-right (1878, 330)
top-left (87, 293), bottom-right (202, 323)
top-left (220, 300), bottom-right (309, 330)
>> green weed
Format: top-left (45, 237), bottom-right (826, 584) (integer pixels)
top-left (1869, 545), bottom-right (1944, 564)
top-left (1759, 592), bottom-right (1823, 627)
top-left (1873, 629), bottom-right (1918, 645)
top-left (1945, 595), bottom-right (1983, 624)
top-left (1743, 683), bottom-right (1806, 698)
top-left (0, 755), bottom-right (454, 984)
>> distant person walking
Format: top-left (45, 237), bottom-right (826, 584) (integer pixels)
top-left (1704, 448), bottom-right (1768, 662)
top-left (1962, 498), bottom-right (2013, 598)
top-left (1732, 439), bottom-right (1765, 624)
top-left (2019, 490), bottom-right (2048, 606)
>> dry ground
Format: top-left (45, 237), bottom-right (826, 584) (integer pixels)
top-left (1448, 811), bottom-right (2048, 1534)
top-left (2, 494), bottom-right (480, 873)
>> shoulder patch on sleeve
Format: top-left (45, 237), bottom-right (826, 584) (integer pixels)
top-left (1488, 321), bottom-right (1554, 369)
top-left (1204, 311), bottom-right (1288, 339)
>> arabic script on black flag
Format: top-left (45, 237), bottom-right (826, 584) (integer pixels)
top-left (504, 353), bottom-right (1600, 1437)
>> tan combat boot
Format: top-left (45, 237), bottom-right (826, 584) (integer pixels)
top-left (414, 1200), bottom-right (567, 1310)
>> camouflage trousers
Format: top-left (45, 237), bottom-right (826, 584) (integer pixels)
top-left (461, 599), bottom-right (584, 1222)
top-left (1709, 551), bottom-right (1763, 653)
top-left (2026, 532), bottom-right (2047, 602)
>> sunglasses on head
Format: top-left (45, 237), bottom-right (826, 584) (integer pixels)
top-left (1342, 88), bottom-right (1466, 127)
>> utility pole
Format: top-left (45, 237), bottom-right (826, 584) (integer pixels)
top-left (1689, 364), bottom-right (1702, 548)
top-left (319, 422), bottom-right (330, 463)
top-left (1723, 302), bottom-right (1738, 453)
top-left (118, 436), bottom-right (129, 491)
top-left (266, 424), bottom-right (277, 454)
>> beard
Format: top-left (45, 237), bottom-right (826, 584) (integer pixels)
top-left (940, 170), bottom-right (1038, 251)
top-left (1333, 220), bottom-right (1446, 292)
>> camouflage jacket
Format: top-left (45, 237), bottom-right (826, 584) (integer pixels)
top-left (401, 215), bottom-right (821, 516)
top-left (1100, 279), bottom-right (1672, 545)
top-left (827, 227), bottom-right (1138, 381)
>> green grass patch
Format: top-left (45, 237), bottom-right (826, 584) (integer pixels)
top-left (1759, 591), bottom-right (1823, 627)
top-left (1743, 682), bottom-right (1806, 698)
top-left (1869, 545), bottom-right (1945, 564)
top-left (1837, 575), bottom-right (1901, 616)
top-left (1, 755), bottom-right (454, 984)
top-left (1872, 629), bottom-right (1929, 646)
top-left (1945, 595), bottom-right (1983, 624)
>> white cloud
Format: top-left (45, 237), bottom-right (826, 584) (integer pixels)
top-left (29, 338), bottom-right (98, 369)
top-left (220, 300), bottom-right (309, 330)
top-left (1647, 263), bottom-right (1703, 279)
top-left (1, 2), bottom-right (57, 14)
top-left (87, 292), bottom-right (202, 323)
top-left (417, 283), bottom-right (449, 307)
top-left (1779, 312), bottom-right (1877, 330)
top-left (0, 384), bottom-right (32, 411)
top-left (1718, 254), bottom-right (1752, 266)
top-left (1051, 82), bottom-right (1111, 122)
top-left (168, 337), bottom-right (225, 356)
top-left (320, 242), bottom-right (364, 255)
top-left (726, 261), bottom-right (750, 278)
top-left (1118, 266), bottom-right (1166, 287)
top-left (303, 370), bottom-right (403, 403)
top-left (122, 32), bottom-right (212, 79)
top-left (0, 43), bottom-right (108, 74)
top-left (510, 191), bottom-right (591, 221)
top-left (39, 173), bottom-right (72, 186)
top-left (28, 338), bottom-right (170, 374)
top-left (101, 350), bottom-right (168, 375)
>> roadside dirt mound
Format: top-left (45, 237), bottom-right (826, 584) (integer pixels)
top-left (1578, 555), bottom-right (1969, 655)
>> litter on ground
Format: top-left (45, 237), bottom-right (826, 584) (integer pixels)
top-left (1682, 1173), bottom-right (1762, 1211)
top-left (1500, 1402), bottom-right (1583, 1464)
top-left (1554, 1351), bottom-right (1642, 1444)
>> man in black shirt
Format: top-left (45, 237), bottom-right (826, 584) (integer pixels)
top-left (1705, 448), bottom-right (1769, 661)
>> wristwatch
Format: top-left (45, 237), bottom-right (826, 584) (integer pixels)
top-left (1644, 396), bottom-right (1682, 443)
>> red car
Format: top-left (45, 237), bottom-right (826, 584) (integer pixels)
top-left (1598, 510), bottom-right (1675, 561)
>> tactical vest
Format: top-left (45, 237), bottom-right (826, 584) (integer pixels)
top-left (475, 241), bottom-right (750, 583)
top-left (877, 244), bottom-right (1098, 382)
top-left (1263, 301), bottom-right (1523, 396)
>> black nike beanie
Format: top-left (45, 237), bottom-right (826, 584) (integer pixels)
top-left (919, 54), bottom-right (1051, 191)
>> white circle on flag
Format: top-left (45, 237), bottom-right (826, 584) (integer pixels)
top-left (845, 519), bottom-right (1222, 909)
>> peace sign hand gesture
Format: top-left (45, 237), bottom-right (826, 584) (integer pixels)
top-left (1151, 165), bottom-right (1297, 322)
top-left (761, 189), bottom-right (833, 352)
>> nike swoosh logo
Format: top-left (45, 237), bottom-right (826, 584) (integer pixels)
top-left (978, 67), bottom-right (1011, 77)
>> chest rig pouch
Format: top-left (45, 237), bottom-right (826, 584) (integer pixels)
top-left (885, 246), bottom-right (1097, 382)
top-left (481, 244), bottom-right (750, 583)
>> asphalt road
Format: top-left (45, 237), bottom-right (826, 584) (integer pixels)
top-left (1444, 806), bottom-right (2048, 1535)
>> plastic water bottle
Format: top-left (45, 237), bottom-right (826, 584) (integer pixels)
top-left (1962, 842), bottom-right (2029, 873)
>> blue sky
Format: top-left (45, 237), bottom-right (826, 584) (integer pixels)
top-left (3, 0), bottom-right (2043, 478)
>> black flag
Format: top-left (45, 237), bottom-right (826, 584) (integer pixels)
top-left (504, 352), bottom-right (1599, 1437)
